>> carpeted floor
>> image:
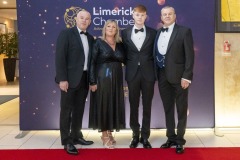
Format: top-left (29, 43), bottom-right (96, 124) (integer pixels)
top-left (1, 148), bottom-right (240, 160)
top-left (0, 95), bottom-right (19, 105)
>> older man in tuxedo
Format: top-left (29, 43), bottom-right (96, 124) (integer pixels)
top-left (154, 6), bottom-right (194, 154)
top-left (55, 10), bottom-right (94, 155)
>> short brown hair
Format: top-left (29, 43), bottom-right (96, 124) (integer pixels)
top-left (133, 4), bottom-right (147, 13)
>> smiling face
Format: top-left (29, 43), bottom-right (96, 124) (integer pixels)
top-left (76, 10), bottom-right (91, 31)
top-left (161, 7), bottom-right (176, 27)
top-left (102, 20), bottom-right (120, 42)
top-left (105, 21), bottom-right (117, 37)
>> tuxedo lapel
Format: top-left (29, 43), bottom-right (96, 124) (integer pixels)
top-left (154, 29), bottom-right (162, 55)
top-left (155, 30), bottom-right (161, 42)
top-left (141, 27), bottom-right (150, 51)
top-left (166, 24), bottom-right (178, 53)
top-left (73, 27), bottom-right (84, 50)
top-left (126, 27), bottom-right (139, 51)
top-left (126, 27), bottom-right (132, 40)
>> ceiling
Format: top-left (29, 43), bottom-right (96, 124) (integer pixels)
top-left (0, 0), bottom-right (17, 20)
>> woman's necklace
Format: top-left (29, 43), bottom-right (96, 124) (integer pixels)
top-left (105, 39), bottom-right (116, 51)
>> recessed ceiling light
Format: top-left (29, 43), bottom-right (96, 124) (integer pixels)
top-left (3, 1), bottom-right (8, 4)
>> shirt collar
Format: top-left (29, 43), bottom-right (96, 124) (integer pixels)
top-left (77, 27), bottom-right (86, 34)
top-left (133, 25), bottom-right (146, 32)
top-left (163, 22), bottom-right (175, 32)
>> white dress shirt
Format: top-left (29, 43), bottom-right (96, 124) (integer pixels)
top-left (157, 23), bottom-right (175, 55)
top-left (77, 27), bottom-right (89, 71)
top-left (131, 25), bottom-right (146, 51)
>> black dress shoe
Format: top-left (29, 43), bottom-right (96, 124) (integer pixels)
top-left (73, 138), bottom-right (94, 145)
top-left (176, 145), bottom-right (184, 154)
top-left (140, 138), bottom-right (152, 149)
top-left (160, 141), bottom-right (176, 148)
top-left (129, 137), bottom-right (139, 148)
top-left (64, 144), bottom-right (78, 155)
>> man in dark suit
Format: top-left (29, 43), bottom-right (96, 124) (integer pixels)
top-left (122, 4), bottom-right (156, 149)
top-left (55, 10), bottom-right (94, 155)
top-left (154, 6), bottom-right (194, 154)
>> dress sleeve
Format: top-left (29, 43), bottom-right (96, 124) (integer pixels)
top-left (89, 39), bottom-right (99, 85)
top-left (120, 42), bottom-right (126, 65)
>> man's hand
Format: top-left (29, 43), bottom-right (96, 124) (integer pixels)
top-left (59, 81), bottom-right (69, 92)
top-left (181, 79), bottom-right (190, 89)
top-left (90, 85), bottom-right (97, 92)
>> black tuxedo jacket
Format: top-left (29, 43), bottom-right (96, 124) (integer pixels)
top-left (122, 26), bottom-right (156, 82)
top-left (55, 27), bottom-right (94, 88)
top-left (154, 24), bottom-right (194, 84)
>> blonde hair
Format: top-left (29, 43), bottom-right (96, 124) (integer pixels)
top-left (101, 20), bottom-right (121, 43)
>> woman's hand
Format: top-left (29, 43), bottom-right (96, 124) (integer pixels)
top-left (90, 85), bottom-right (97, 92)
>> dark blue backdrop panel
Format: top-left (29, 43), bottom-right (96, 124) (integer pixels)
top-left (17, 0), bottom-right (215, 130)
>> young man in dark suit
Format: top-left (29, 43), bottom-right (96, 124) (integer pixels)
top-left (122, 4), bottom-right (156, 149)
top-left (154, 6), bottom-right (194, 154)
top-left (55, 10), bottom-right (94, 155)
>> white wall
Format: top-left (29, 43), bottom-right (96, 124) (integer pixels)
top-left (215, 33), bottom-right (240, 127)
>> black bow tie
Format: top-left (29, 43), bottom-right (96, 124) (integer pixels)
top-left (80, 31), bottom-right (88, 35)
top-left (135, 28), bottom-right (144, 33)
top-left (161, 27), bottom-right (168, 32)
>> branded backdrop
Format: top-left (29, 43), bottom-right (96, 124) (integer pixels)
top-left (17, 0), bottom-right (215, 130)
